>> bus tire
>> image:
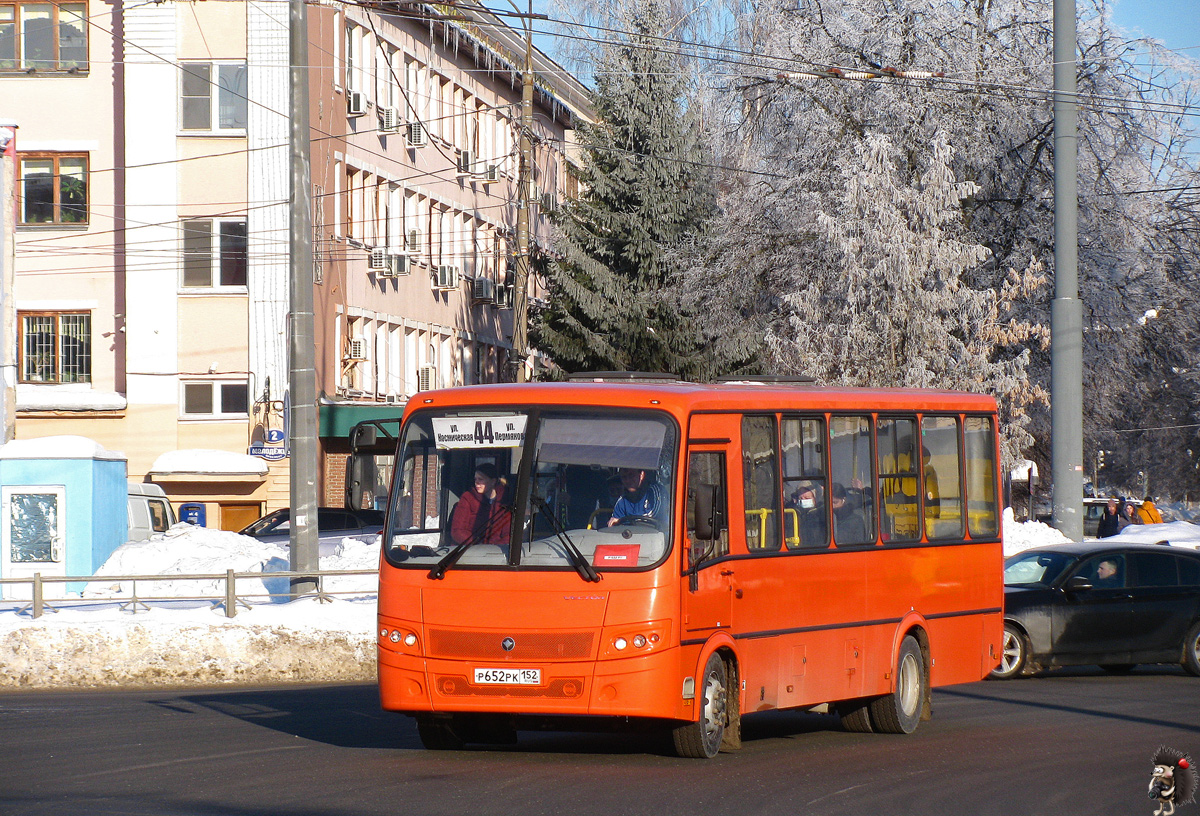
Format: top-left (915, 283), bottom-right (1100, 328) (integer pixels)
top-left (1183, 620), bottom-right (1200, 677)
top-left (989, 623), bottom-right (1029, 680)
top-left (868, 635), bottom-right (925, 734)
top-left (415, 715), bottom-right (465, 750)
top-left (835, 699), bottom-right (874, 733)
top-left (672, 652), bottom-right (728, 758)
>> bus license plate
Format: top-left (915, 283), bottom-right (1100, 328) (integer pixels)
top-left (474, 668), bottom-right (541, 685)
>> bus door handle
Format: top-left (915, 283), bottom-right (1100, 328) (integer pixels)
top-left (720, 569), bottom-right (743, 599)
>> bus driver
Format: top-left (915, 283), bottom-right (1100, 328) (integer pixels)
top-left (608, 468), bottom-right (666, 525)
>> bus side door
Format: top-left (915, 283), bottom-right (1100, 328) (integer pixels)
top-left (682, 420), bottom-right (735, 642)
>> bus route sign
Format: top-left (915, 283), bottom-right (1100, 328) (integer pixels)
top-left (432, 415), bottom-right (527, 449)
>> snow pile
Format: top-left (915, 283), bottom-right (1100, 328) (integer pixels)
top-left (1001, 507), bottom-right (1070, 555)
top-left (83, 523), bottom-right (378, 600)
top-left (1105, 520), bottom-right (1200, 549)
top-left (0, 598), bottom-right (376, 688)
top-left (0, 524), bottom-right (378, 689)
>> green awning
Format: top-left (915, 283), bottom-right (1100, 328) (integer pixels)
top-left (319, 402), bottom-right (406, 440)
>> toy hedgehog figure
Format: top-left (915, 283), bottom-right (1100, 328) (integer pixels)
top-left (1149, 745), bottom-right (1198, 816)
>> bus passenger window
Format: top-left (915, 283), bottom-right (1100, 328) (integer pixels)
top-left (782, 417), bottom-right (828, 548)
top-left (687, 452), bottom-right (728, 560)
top-left (741, 415), bottom-right (780, 551)
top-left (877, 418), bottom-right (920, 542)
top-left (829, 415), bottom-right (876, 545)
top-left (921, 416), bottom-right (964, 540)
top-left (964, 416), bottom-right (999, 537)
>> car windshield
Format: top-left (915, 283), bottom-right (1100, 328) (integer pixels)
top-left (1003, 550), bottom-right (1075, 587)
top-left (384, 409), bottom-right (677, 574)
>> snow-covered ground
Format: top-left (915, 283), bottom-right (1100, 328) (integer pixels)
top-left (0, 524), bottom-right (380, 689)
top-left (2, 511), bottom-right (1197, 690)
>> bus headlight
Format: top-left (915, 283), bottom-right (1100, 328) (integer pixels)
top-left (614, 637), bottom-right (628, 650)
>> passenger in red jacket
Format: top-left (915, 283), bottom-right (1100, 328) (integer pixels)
top-left (449, 462), bottom-right (512, 546)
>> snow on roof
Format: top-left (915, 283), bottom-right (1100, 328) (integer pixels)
top-left (0, 435), bottom-right (126, 461)
top-left (16, 384), bottom-right (127, 412)
top-left (149, 448), bottom-right (269, 476)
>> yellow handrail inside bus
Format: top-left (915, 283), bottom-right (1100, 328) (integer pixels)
top-left (745, 507), bottom-right (772, 547)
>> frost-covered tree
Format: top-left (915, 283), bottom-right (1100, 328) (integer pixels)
top-left (684, 0), bottom-right (1200, 479)
top-left (769, 131), bottom-right (1046, 461)
top-left (531, 0), bottom-right (757, 379)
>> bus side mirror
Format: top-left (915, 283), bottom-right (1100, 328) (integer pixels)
top-left (694, 484), bottom-right (718, 541)
top-left (351, 425), bottom-right (377, 448)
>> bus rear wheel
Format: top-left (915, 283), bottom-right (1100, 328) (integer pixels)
top-left (868, 635), bottom-right (925, 734)
top-left (672, 652), bottom-right (728, 758)
top-left (835, 699), bottom-right (874, 733)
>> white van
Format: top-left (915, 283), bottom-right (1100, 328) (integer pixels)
top-left (128, 483), bottom-right (177, 542)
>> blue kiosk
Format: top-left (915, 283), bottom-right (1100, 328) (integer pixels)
top-left (0, 436), bottom-right (128, 599)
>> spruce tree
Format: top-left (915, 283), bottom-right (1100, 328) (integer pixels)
top-left (531, 0), bottom-right (739, 379)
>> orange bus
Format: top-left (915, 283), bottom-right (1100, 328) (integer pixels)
top-left (377, 376), bottom-right (1004, 757)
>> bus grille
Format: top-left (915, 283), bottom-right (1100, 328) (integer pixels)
top-left (428, 629), bottom-right (594, 660)
top-left (434, 675), bottom-right (586, 698)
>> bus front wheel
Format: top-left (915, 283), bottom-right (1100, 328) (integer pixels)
top-left (673, 652), bottom-right (728, 758)
top-left (868, 635), bottom-right (925, 734)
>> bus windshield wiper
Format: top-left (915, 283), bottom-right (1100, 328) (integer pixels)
top-left (530, 494), bottom-right (601, 583)
top-left (428, 504), bottom-right (512, 580)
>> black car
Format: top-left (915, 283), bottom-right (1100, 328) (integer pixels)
top-left (238, 507), bottom-right (384, 555)
top-left (991, 541), bottom-right (1200, 679)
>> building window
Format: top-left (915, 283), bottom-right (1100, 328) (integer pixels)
top-left (19, 153), bottom-right (87, 225)
top-left (18, 312), bottom-right (90, 383)
top-left (182, 381), bottom-right (249, 417)
top-left (181, 219), bottom-right (248, 288)
top-left (0, 2), bottom-right (87, 72)
top-left (180, 62), bottom-right (247, 131)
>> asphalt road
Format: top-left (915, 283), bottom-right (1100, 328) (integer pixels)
top-left (1, 667), bottom-right (1197, 816)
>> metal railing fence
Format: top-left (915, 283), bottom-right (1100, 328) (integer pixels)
top-left (0, 569), bottom-right (378, 619)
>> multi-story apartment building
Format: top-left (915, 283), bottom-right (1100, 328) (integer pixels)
top-left (1, 0), bottom-right (589, 528)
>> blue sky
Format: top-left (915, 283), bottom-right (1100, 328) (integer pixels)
top-left (1110, 0), bottom-right (1200, 55)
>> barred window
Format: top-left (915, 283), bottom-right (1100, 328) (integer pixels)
top-left (19, 312), bottom-right (91, 383)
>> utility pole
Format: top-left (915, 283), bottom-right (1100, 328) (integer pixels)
top-left (288, 0), bottom-right (319, 596)
top-left (0, 121), bottom-right (15, 444)
top-left (510, 0), bottom-right (535, 383)
top-left (1051, 0), bottom-right (1084, 540)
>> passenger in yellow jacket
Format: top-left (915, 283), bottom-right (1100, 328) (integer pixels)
top-left (1136, 498), bottom-right (1164, 524)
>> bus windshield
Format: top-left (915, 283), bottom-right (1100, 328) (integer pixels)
top-left (384, 409), bottom-right (677, 573)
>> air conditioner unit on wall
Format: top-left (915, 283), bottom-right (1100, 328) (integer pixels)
top-left (417, 364), bottom-right (438, 392)
top-left (481, 164), bottom-right (500, 183)
top-left (368, 246), bottom-right (388, 270)
top-left (347, 336), bottom-right (368, 361)
top-left (434, 265), bottom-right (459, 290)
top-left (378, 106), bottom-right (401, 133)
top-left (496, 284), bottom-right (514, 310)
top-left (457, 150), bottom-right (475, 176)
top-left (347, 90), bottom-right (367, 116)
top-left (472, 277), bottom-right (495, 303)
top-left (387, 253), bottom-right (409, 277)
top-left (406, 121), bottom-right (427, 147)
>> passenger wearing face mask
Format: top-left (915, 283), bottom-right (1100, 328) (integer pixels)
top-left (789, 480), bottom-right (829, 547)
